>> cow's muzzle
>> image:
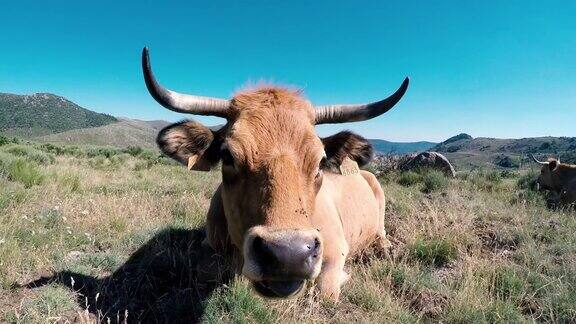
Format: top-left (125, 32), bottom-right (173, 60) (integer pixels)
top-left (242, 226), bottom-right (323, 298)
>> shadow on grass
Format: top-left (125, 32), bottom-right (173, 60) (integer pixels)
top-left (22, 228), bottom-right (233, 323)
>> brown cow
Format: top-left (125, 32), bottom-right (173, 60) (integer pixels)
top-left (142, 48), bottom-right (409, 300)
top-left (531, 155), bottom-right (576, 207)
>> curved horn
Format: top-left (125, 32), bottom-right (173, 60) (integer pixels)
top-left (142, 47), bottom-right (230, 118)
top-left (530, 154), bottom-right (548, 165)
top-left (314, 77), bottom-right (409, 124)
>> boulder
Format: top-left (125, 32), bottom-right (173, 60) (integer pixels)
top-left (399, 152), bottom-right (456, 177)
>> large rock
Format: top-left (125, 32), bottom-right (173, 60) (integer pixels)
top-left (399, 152), bottom-right (456, 177)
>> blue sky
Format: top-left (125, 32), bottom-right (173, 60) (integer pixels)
top-left (1, 1), bottom-right (574, 142)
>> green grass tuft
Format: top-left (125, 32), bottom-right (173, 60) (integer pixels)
top-left (203, 279), bottom-right (276, 324)
top-left (398, 171), bottom-right (422, 186)
top-left (422, 170), bottom-right (449, 193)
top-left (409, 238), bottom-right (457, 267)
top-left (1, 158), bottom-right (45, 187)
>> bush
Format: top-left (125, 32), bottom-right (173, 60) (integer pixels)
top-left (123, 146), bottom-right (144, 157)
top-left (500, 170), bottom-right (519, 179)
top-left (0, 135), bottom-right (9, 146)
top-left (88, 156), bottom-right (121, 170)
top-left (398, 171), bottom-right (422, 186)
top-left (467, 170), bottom-right (505, 192)
top-left (517, 171), bottom-right (537, 190)
top-left (409, 238), bottom-right (457, 267)
top-left (2, 145), bottom-right (55, 164)
top-left (494, 155), bottom-right (520, 168)
top-left (85, 147), bottom-right (121, 158)
top-left (485, 170), bottom-right (502, 183)
top-left (5, 159), bottom-right (45, 188)
top-left (422, 170), bottom-right (449, 193)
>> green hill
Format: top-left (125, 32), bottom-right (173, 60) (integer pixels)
top-left (37, 118), bottom-right (170, 149)
top-left (0, 92), bottom-right (117, 137)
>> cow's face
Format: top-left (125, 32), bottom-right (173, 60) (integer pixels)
top-left (536, 159), bottom-right (560, 191)
top-left (157, 88), bottom-right (373, 298)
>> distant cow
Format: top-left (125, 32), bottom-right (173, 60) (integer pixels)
top-left (531, 155), bottom-right (576, 207)
top-left (142, 48), bottom-right (409, 300)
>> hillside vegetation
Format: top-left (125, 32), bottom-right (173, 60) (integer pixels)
top-left (0, 93), bottom-right (117, 138)
top-left (37, 118), bottom-right (170, 149)
top-left (0, 139), bottom-right (574, 323)
top-left (432, 133), bottom-right (576, 170)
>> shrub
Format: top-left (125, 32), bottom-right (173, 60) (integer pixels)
top-left (88, 155), bottom-right (127, 170)
top-left (500, 170), bottom-right (519, 179)
top-left (422, 170), bottom-right (449, 193)
top-left (485, 170), bottom-right (502, 184)
top-left (398, 171), bottom-right (422, 186)
top-left (123, 146), bottom-right (144, 157)
top-left (517, 171), bottom-right (537, 190)
top-left (0, 135), bottom-right (9, 146)
top-left (494, 155), bottom-right (520, 168)
top-left (84, 147), bottom-right (121, 158)
top-left (6, 159), bottom-right (45, 188)
top-left (409, 238), bottom-right (457, 267)
top-left (3, 145), bottom-right (55, 164)
top-left (467, 170), bottom-right (505, 192)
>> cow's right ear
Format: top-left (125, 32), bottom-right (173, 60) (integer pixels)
top-left (156, 120), bottom-right (224, 171)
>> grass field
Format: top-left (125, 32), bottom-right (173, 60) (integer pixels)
top-left (0, 140), bottom-right (575, 323)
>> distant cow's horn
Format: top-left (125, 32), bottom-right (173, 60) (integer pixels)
top-left (530, 154), bottom-right (548, 165)
top-left (142, 47), bottom-right (231, 118)
top-left (314, 77), bottom-right (409, 124)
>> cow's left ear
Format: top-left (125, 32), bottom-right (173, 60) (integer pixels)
top-left (321, 131), bottom-right (374, 170)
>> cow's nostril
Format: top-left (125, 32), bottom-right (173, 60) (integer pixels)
top-left (252, 236), bottom-right (277, 266)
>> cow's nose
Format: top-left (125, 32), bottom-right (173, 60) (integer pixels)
top-left (251, 234), bottom-right (321, 279)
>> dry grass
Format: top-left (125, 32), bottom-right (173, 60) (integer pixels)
top-left (0, 143), bottom-right (575, 323)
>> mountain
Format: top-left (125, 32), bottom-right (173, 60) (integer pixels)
top-left (432, 133), bottom-right (576, 169)
top-left (369, 139), bottom-right (437, 155)
top-left (0, 92), bottom-right (117, 137)
top-left (37, 118), bottom-right (169, 149)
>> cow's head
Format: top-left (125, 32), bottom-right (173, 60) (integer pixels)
top-left (143, 48), bottom-right (408, 298)
top-left (531, 154), bottom-right (561, 192)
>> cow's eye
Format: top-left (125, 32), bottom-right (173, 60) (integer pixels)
top-left (316, 157), bottom-right (327, 178)
top-left (221, 148), bottom-right (234, 166)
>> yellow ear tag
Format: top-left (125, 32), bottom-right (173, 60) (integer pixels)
top-left (187, 155), bottom-right (199, 170)
top-left (339, 156), bottom-right (360, 176)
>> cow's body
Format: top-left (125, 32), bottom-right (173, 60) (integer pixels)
top-left (142, 47), bottom-right (408, 300)
top-left (532, 156), bottom-right (576, 207)
top-left (206, 170), bottom-right (388, 299)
